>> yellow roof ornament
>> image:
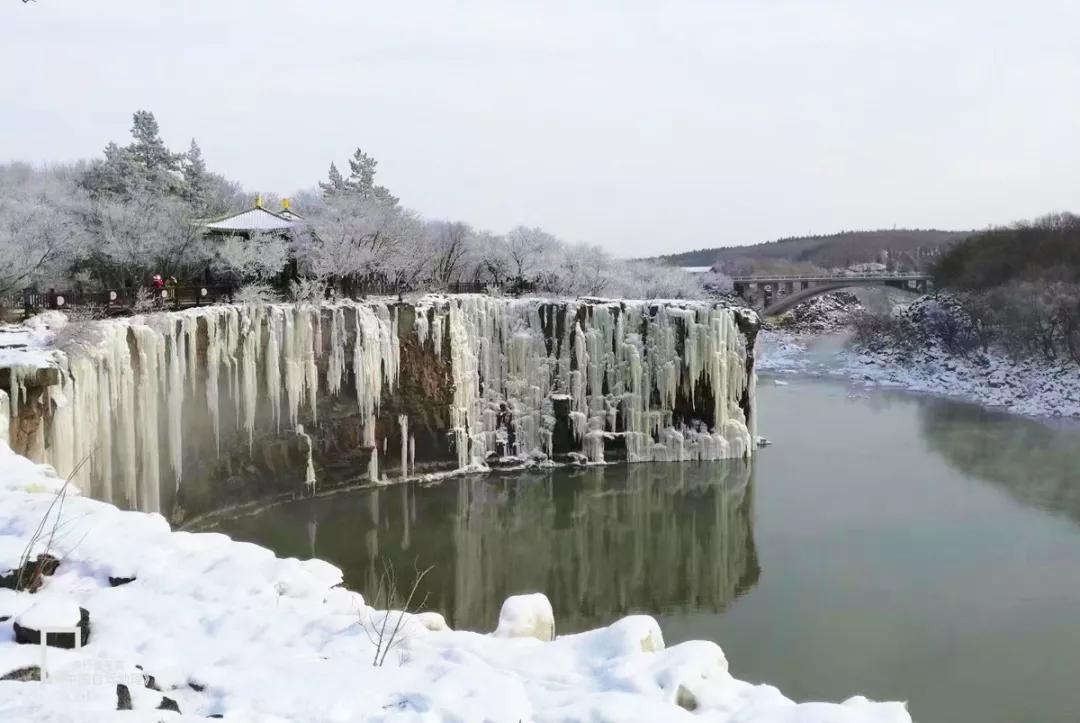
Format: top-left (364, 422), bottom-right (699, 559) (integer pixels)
top-left (255, 194), bottom-right (263, 208)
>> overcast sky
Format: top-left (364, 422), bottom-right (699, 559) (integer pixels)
top-left (3, 1), bottom-right (1079, 256)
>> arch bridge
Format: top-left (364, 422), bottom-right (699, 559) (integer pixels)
top-left (731, 273), bottom-right (932, 316)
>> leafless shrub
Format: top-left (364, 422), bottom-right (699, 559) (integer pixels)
top-left (59, 303), bottom-right (108, 323)
top-left (14, 457), bottom-right (88, 593)
top-left (359, 559), bottom-right (433, 667)
top-left (131, 286), bottom-right (159, 314)
top-left (288, 278), bottom-right (326, 304)
top-left (914, 297), bottom-right (980, 355)
top-left (234, 283), bottom-right (280, 305)
top-left (851, 309), bottom-right (920, 357)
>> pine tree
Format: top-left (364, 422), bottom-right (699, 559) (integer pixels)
top-left (320, 149), bottom-right (398, 205)
top-left (81, 142), bottom-right (141, 197)
top-left (83, 111), bottom-right (184, 198)
top-left (318, 162), bottom-right (347, 197)
top-left (129, 110), bottom-right (180, 176)
top-left (182, 139), bottom-right (210, 208)
top-left (344, 148), bottom-right (398, 205)
top-left (344, 148), bottom-right (377, 197)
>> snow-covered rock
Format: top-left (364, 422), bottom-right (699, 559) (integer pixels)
top-left (493, 592), bottom-right (556, 642)
top-left (773, 292), bottom-right (862, 334)
top-left (12, 596), bottom-right (89, 649)
top-left (13, 597), bottom-right (80, 630)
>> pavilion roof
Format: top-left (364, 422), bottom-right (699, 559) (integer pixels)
top-left (203, 206), bottom-right (300, 233)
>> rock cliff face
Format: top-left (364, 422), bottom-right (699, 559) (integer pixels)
top-left (2, 296), bottom-right (758, 523)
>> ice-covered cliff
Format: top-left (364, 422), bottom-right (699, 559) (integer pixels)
top-left (3, 296), bottom-right (758, 516)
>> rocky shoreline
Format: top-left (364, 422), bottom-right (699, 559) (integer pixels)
top-left (758, 293), bottom-right (1080, 420)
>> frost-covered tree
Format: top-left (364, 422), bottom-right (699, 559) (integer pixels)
top-left (319, 149), bottom-right (398, 206)
top-left (295, 192), bottom-right (421, 287)
top-left (344, 148), bottom-right (398, 205)
top-left (318, 163), bottom-right (347, 197)
top-left (129, 110), bottom-right (181, 178)
top-left (425, 221), bottom-right (474, 284)
top-left (182, 139), bottom-right (211, 208)
top-left (210, 232), bottom-right (291, 284)
top-left (505, 226), bottom-right (558, 281)
top-left (82, 110), bottom-right (185, 199)
top-left (87, 189), bottom-right (204, 287)
top-left (0, 163), bottom-right (92, 296)
top-left (610, 263), bottom-right (707, 299)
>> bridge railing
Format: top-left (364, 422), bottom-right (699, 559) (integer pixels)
top-left (730, 272), bottom-right (932, 282)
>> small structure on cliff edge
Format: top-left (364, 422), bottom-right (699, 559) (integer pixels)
top-left (201, 196), bottom-right (302, 238)
top-left (2, 296), bottom-right (758, 522)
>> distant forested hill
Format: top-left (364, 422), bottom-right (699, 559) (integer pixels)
top-left (656, 229), bottom-right (973, 274)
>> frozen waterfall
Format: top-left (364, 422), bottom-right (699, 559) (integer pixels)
top-left (416, 296), bottom-right (757, 467)
top-left (13, 296), bottom-right (756, 516)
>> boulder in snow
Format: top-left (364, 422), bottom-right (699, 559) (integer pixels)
top-left (494, 593), bottom-right (555, 642)
top-left (13, 597), bottom-right (90, 648)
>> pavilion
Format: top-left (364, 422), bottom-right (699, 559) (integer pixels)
top-left (202, 197), bottom-right (302, 238)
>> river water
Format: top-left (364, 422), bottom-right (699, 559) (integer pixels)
top-left (211, 376), bottom-right (1080, 722)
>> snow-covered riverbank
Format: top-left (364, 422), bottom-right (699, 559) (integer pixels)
top-left (0, 433), bottom-right (910, 722)
top-left (758, 330), bottom-right (1080, 419)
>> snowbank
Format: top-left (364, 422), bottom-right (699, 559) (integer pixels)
top-left (0, 312), bottom-right (65, 370)
top-left (0, 442), bottom-right (911, 722)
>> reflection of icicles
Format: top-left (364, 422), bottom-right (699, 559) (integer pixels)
top-left (296, 423), bottom-right (316, 490)
top-left (398, 414), bottom-right (408, 478)
top-left (367, 413), bottom-right (379, 482)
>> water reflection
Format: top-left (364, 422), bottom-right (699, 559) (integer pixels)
top-left (919, 399), bottom-right (1080, 525)
top-left (215, 460), bottom-right (759, 633)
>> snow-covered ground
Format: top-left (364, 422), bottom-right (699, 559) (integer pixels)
top-left (0, 312), bottom-right (65, 370)
top-left (0, 431), bottom-right (911, 722)
top-left (758, 330), bottom-right (1080, 419)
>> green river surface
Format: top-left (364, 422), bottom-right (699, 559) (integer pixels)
top-left (210, 376), bottom-right (1080, 722)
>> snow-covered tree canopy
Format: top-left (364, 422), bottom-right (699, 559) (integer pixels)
top-left (1, 110), bottom-right (713, 301)
top-left (0, 163), bottom-right (92, 296)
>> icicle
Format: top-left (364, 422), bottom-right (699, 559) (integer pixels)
top-left (265, 308), bottom-right (282, 431)
top-left (296, 423), bottom-right (317, 490)
top-left (205, 315), bottom-right (222, 452)
top-left (21, 296), bottom-right (755, 517)
top-left (166, 324), bottom-right (184, 488)
top-left (0, 389), bottom-right (8, 448)
top-left (398, 414), bottom-right (408, 478)
top-left (238, 307), bottom-right (260, 451)
top-left (327, 307), bottom-right (346, 396)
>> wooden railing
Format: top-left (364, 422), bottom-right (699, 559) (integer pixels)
top-left (10, 286), bottom-right (235, 315)
top-left (4, 281), bottom-right (509, 317)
